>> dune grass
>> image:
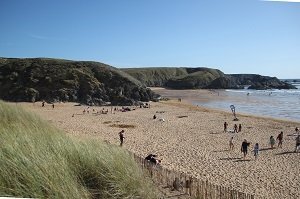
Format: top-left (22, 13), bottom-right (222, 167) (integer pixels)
top-left (0, 101), bottom-right (158, 199)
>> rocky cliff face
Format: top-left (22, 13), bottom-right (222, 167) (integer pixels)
top-left (230, 74), bottom-right (296, 90)
top-left (0, 58), bottom-right (155, 105)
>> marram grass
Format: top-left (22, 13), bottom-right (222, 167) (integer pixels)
top-left (0, 101), bottom-right (158, 198)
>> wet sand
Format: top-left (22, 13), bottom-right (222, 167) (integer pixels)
top-left (17, 89), bottom-right (300, 198)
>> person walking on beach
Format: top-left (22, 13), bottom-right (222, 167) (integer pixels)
top-left (253, 143), bottom-right (259, 160)
top-left (224, 122), bottom-right (228, 132)
top-left (238, 124), bottom-right (242, 132)
top-left (295, 135), bottom-right (300, 153)
top-left (241, 139), bottom-right (250, 159)
top-left (119, 130), bottom-right (125, 146)
top-left (276, 132), bottom-right (283, 148)
top-left (229, 137), bottom-right (234, 150)
top-left (233, 124), bottom-right (238, 133)
top-left (269, 136), bottom-right (275, 149)
top-left (295, 127), bottom-right (299, 135)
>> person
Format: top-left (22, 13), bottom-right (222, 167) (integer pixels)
top-left (233, 124), bottom-right (238, 133)
top-left (276, 132), bottom-right (283, 148)
top-left (238, 124), bottom-right (242, 132)
top-left (270, 136), bottom-right (275, 149)
top-left (295, 127), bottom-right (299, 135)
top-left (295, 135), bottom-right (300, 153)
top-left (42, 101), bottom-right (45, 107)
top-left (229, 137), bottom-right (234, 150)
top-left (119, 130), bottom-right (125, 146)
top-left (241, 139), bottom-right (250, 159)
top-left (253, 143), bottom-right (259, 160)
top-left (224, 122), bottom-right (228, 132)
top-left (145, 154), bottom-right (161, 165)
top-left (52, 104), bottom-right (55, 109)
top-left (153, 114), bottom-right (157, 119)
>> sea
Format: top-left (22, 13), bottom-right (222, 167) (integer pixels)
top-left (192, 80), bottom-right (300, 122)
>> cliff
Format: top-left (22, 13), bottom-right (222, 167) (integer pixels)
top-left (0, 58), bottom-right (155, 105)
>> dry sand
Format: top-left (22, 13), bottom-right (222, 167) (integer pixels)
top-left (16, 89), bottom-right (300, 199)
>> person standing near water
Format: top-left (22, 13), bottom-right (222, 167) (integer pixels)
top-left (270, 136), bottom-right (275, 149)
top-left (229, 137), bottom-right (234, 150)
top-left (119, 130), bottom-right (125, 146)
top-left (224, 122), bottom-right (228, 132)
top-left (253, 143), bottom-right (259, 160)
top-left (241, 139), bottom-right (250, 159)
top-left (233, 124), bottom-right (238, 133)
top-left (276, 132), bottom-right (283, 148)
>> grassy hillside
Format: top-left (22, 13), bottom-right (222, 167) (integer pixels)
top-left (0, 101), bottom-right (158, 199)
top-left (122, 67), bottom-right (225, 89)
top-left (122, 67), bottom-right (188, 87)
top-left (0, 58), bottom-right (154, 105)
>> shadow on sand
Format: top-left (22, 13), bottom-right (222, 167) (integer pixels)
top-left (233, 159), bottom-right (251, 162)
top-left (213, 149), bottom-right (230, 153)
top-left (259, 147), bottom-right (274, 151)
top-left (219, 157), bottom-right (242, 161)
top-left (275, 151), bottom-right (295, 156)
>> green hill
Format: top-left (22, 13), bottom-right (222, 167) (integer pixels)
top-left (0, 58), bottom-right (154, 105)
top-left (0, 101), bottom-right (158, 198)
top-left (122, 67), bottom-right (226, 89)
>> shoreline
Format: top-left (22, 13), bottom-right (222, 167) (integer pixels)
top-left (17, 99), bottom-right (300, 198)
top-left (151, 87), bottom-right (300, 123)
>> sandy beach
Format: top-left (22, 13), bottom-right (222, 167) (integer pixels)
top-left (17, 89), bottom-right (300, 198)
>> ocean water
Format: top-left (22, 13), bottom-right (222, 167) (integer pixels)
top-left (193, 82), bottom-right (300, 122)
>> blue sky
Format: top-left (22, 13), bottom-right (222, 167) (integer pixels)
top-left (0, 0), bottom-right (299, 78)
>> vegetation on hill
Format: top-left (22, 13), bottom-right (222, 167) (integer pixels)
top-left (0, 101), bottom-right (158, 199)
top-left (0, 58), bottom-right (155, 105)
top-left (122, 68), bottom-right (296, 90)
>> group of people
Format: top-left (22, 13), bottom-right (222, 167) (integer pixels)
top-left (231, 128), bottom-right (300, 160)
top-left (224, 122), bottom-right (242, 133)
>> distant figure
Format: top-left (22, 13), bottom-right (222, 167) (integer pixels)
top-left (119, 130), bottom-right (125, 146)
top-left (224, 122), bottom-right (228, 132)
top-left (247, 93), bottom-right (250, 96)
top-left (52, 104), bottom-right (55, 109)
top-left (145, 154), bottom-right (156, 162)
top-left (296, 127), bottom-right (299, 135)
top-left (178, 98), bottom-right (181, 102)
top-left (233, 124), bottom-right (238, 133)
top-left (253, 143), bottom-right (259, 160)
top-left (295, 135), bottom-right (300, 153)
top-left (229, 137), bottom-right (234, 150)
top-left (269, 136), bottom-right (276, 149)
top-left (153, 114), bottom-right (157, 119)
top-left (145, 154), bottom-right (161, 165)
top-left (276, 132), bottom-right (283, 148)
top-left (238, 124), bottom-right (242, 132)
top-left (241, 139), bottom-right (250, 159)
top-left (42, 101), bottom-right (45, 107)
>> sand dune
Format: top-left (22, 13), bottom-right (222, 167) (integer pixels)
top-left (18, 94), bottom-right (300, 198)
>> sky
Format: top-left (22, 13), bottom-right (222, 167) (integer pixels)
top-left (0, 0), bottom-right (299, 78)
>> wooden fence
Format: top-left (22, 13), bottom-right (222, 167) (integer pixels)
top-left (131, 153), bottom-right (255, 199)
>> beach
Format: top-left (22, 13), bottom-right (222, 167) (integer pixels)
top-left (18, 89), bottom-right (300, 198)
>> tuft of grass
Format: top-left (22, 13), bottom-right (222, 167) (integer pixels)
top-left (0, 101), bottom-right (158, 199)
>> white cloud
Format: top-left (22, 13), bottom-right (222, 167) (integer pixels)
top-left (262, 0), bottom-right (300, 2)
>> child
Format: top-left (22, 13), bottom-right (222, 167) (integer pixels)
top-left (270, 136), bottom-right (275, 149)
top-left (253, 143), bottom-right (259, 160)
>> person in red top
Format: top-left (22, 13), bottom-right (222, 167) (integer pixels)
top-left (276, 131), bottom-right (283, 148)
